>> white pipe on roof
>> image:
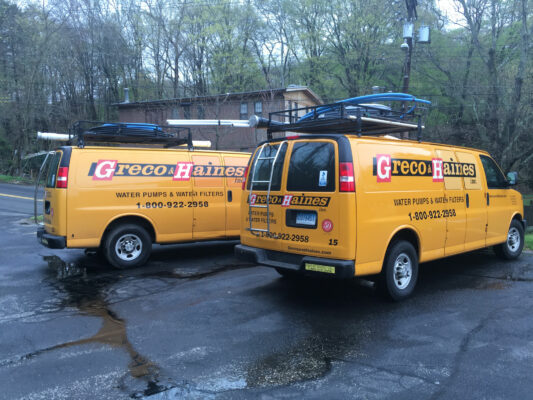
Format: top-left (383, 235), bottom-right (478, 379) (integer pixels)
top-left (183, 140), bottom-right (212, 148)
top-left (37, 131), bottom-right (71, 141)
top-left (349, 116), bottom-right (424, 129)
top-left (167, 119), bottom-right (252, 128)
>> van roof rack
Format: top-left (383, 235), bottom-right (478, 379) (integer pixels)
top-left (256, 93), bottom-right (430, 141)
top-left (70, 121), bottom-right (193, 149)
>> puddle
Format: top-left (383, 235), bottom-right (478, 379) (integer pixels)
top-left (42, 255), bottom-right (165, 397)
top-left (474, 281), bottom-right (510, 290)
top-left (37, 254), bottom-right (254, 398)
top-left (246, 335), bottom-right (334, 387)
top-left (244, 279), bottom-right (374, 388)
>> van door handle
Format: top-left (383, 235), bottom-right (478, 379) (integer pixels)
top-left (486, 192), bottom-right (490, 206)
top-left (228, 190), bottom-right (232, 202)
top-left (465, 193), bottom-right (469, 208)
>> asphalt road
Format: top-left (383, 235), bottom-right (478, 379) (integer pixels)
top-left (1, 183), bottom-right (533, 399)
top-left (0, 182), bottom-right (43, 217)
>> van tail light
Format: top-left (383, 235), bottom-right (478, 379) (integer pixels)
top-left (339, 162), bottom-right (355, 192)
top-left (242, 165), bottom-right (249, 190)
top-left (56, 167), bottom-right (68, 188)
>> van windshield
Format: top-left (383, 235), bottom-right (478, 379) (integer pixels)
top-left (287, 141), bottom-right (335, 192)
top-left (247, 143), bottom-right (287, 191)
top-left (45, 152), bottom-right (62, 188)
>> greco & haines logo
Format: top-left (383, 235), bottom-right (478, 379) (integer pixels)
top-left (88, 161), bottom-right (246, 180)
top-left (173, 162), bottom-right (194, 181)
top-left (92, 160), bottom-right (117, 180)
top-left (372, 155), bottom-right (476, 182)
top-left (376, 154), bottom-right (391, 182)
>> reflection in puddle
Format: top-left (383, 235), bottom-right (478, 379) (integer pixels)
top-left (43, 255), bottom-right (165, 397)
top-left (44, 255), bottom-right (87, 279)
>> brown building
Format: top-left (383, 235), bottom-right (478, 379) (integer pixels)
top-left (116, 86), bottom-right (322, 151)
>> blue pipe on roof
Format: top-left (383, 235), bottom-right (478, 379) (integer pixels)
top-left (298, 92), bottom-right (431, 121)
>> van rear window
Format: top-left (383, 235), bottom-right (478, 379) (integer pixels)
top-left (45, 152), bottom-right (62, 188)
top-left (287, 142), bottom-right (335, 192)
top-left (247, 143), bottom-right (287, 191)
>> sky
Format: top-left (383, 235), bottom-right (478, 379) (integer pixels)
top-left (436, 0), bottom-right (467, 27)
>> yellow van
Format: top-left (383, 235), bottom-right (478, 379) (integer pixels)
top-left (236, 100), bottom-right (526, 300)
top-left (37, 133), bottom-right (249, 268)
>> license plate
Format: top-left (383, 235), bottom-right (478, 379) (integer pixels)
top-left (295, 212), bottom-right (316, 226)
top-left (305, 263), bottom-right (335, 274)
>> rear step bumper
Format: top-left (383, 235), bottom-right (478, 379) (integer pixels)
top-left (235, 244), bottom-right (355, 278)
top-left (37, 227), bottom-right (66, 249)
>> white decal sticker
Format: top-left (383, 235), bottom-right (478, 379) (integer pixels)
top-left (318, 170), bottom-right (328, 187)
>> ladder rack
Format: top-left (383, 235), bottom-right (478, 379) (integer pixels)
top-left (247, 141), bottom-right (287, 236)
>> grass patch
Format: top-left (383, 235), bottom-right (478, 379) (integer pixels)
top-left (525, 233), bottom-right (533, 251)
top-left (0, 174), bottom-right (34, 185)
top-left (30, 215), bottom-right (44, 223)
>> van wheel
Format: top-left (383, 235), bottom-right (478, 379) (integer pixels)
top-left (105, 224), bottom-right (152, 269)
top-left (494, 220), bottom-right (524, 260)
top-left (379, 240), bottom-right (418, 301)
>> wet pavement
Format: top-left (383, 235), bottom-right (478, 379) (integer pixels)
top-left (1, 190), bottom-right (533, 399)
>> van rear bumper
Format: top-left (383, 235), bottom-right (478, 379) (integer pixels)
top-left (235, 244), bottom-right (355, 278)
top-left (37, 227), bottom-right (66, 249)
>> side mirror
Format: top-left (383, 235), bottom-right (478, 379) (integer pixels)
top-left (507, 171), bottom-right (518, 185)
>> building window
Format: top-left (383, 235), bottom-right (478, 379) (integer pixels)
top-left (254, 101), bottom-right (262, 117)
top-left (183, 104), bottom-right (191, 119)
top-left (240, 102), bottom-right (248, 120)
top-left (197, 104), bottom-right (205, 119)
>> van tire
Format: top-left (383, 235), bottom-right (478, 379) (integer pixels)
top-left (104, 224), bottom-right (152, 269)
top-left (379, 240), bottom-right (418, 301)
top-left (494, 220), bottom-right (524, 260)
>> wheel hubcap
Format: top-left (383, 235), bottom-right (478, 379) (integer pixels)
top-left (507, 227), bottom-right (520, 252)
top-left (115, 234), bottom-right (142, 261)
top-left (393, 253), bottom-right (412, 290)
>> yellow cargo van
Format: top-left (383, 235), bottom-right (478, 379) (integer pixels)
top-left (236, 99), bottom-right (526, 300)
top-left (37, 130), bottom-right (249, 268)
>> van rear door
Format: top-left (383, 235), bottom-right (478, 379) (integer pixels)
top-left (223, 155), bottom-right (249, 237)
top-left (277, 139), bottom-right (356, 261)
top-left (43, 148), bottom-right (69, 238)
top-left (242, 141), bottom-right (288, 252)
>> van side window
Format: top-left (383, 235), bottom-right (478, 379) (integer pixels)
top-left (287, 142), bottom-right (335, 192)
top-left (480, 155), bottom-right (507, 189)
top-left (45, 152), bottom-right (62, 188)
top-left (247, 143), bottom-right (287, 191)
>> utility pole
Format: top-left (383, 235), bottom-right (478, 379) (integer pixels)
top-left (402, 0), bottom-right (418, 94)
